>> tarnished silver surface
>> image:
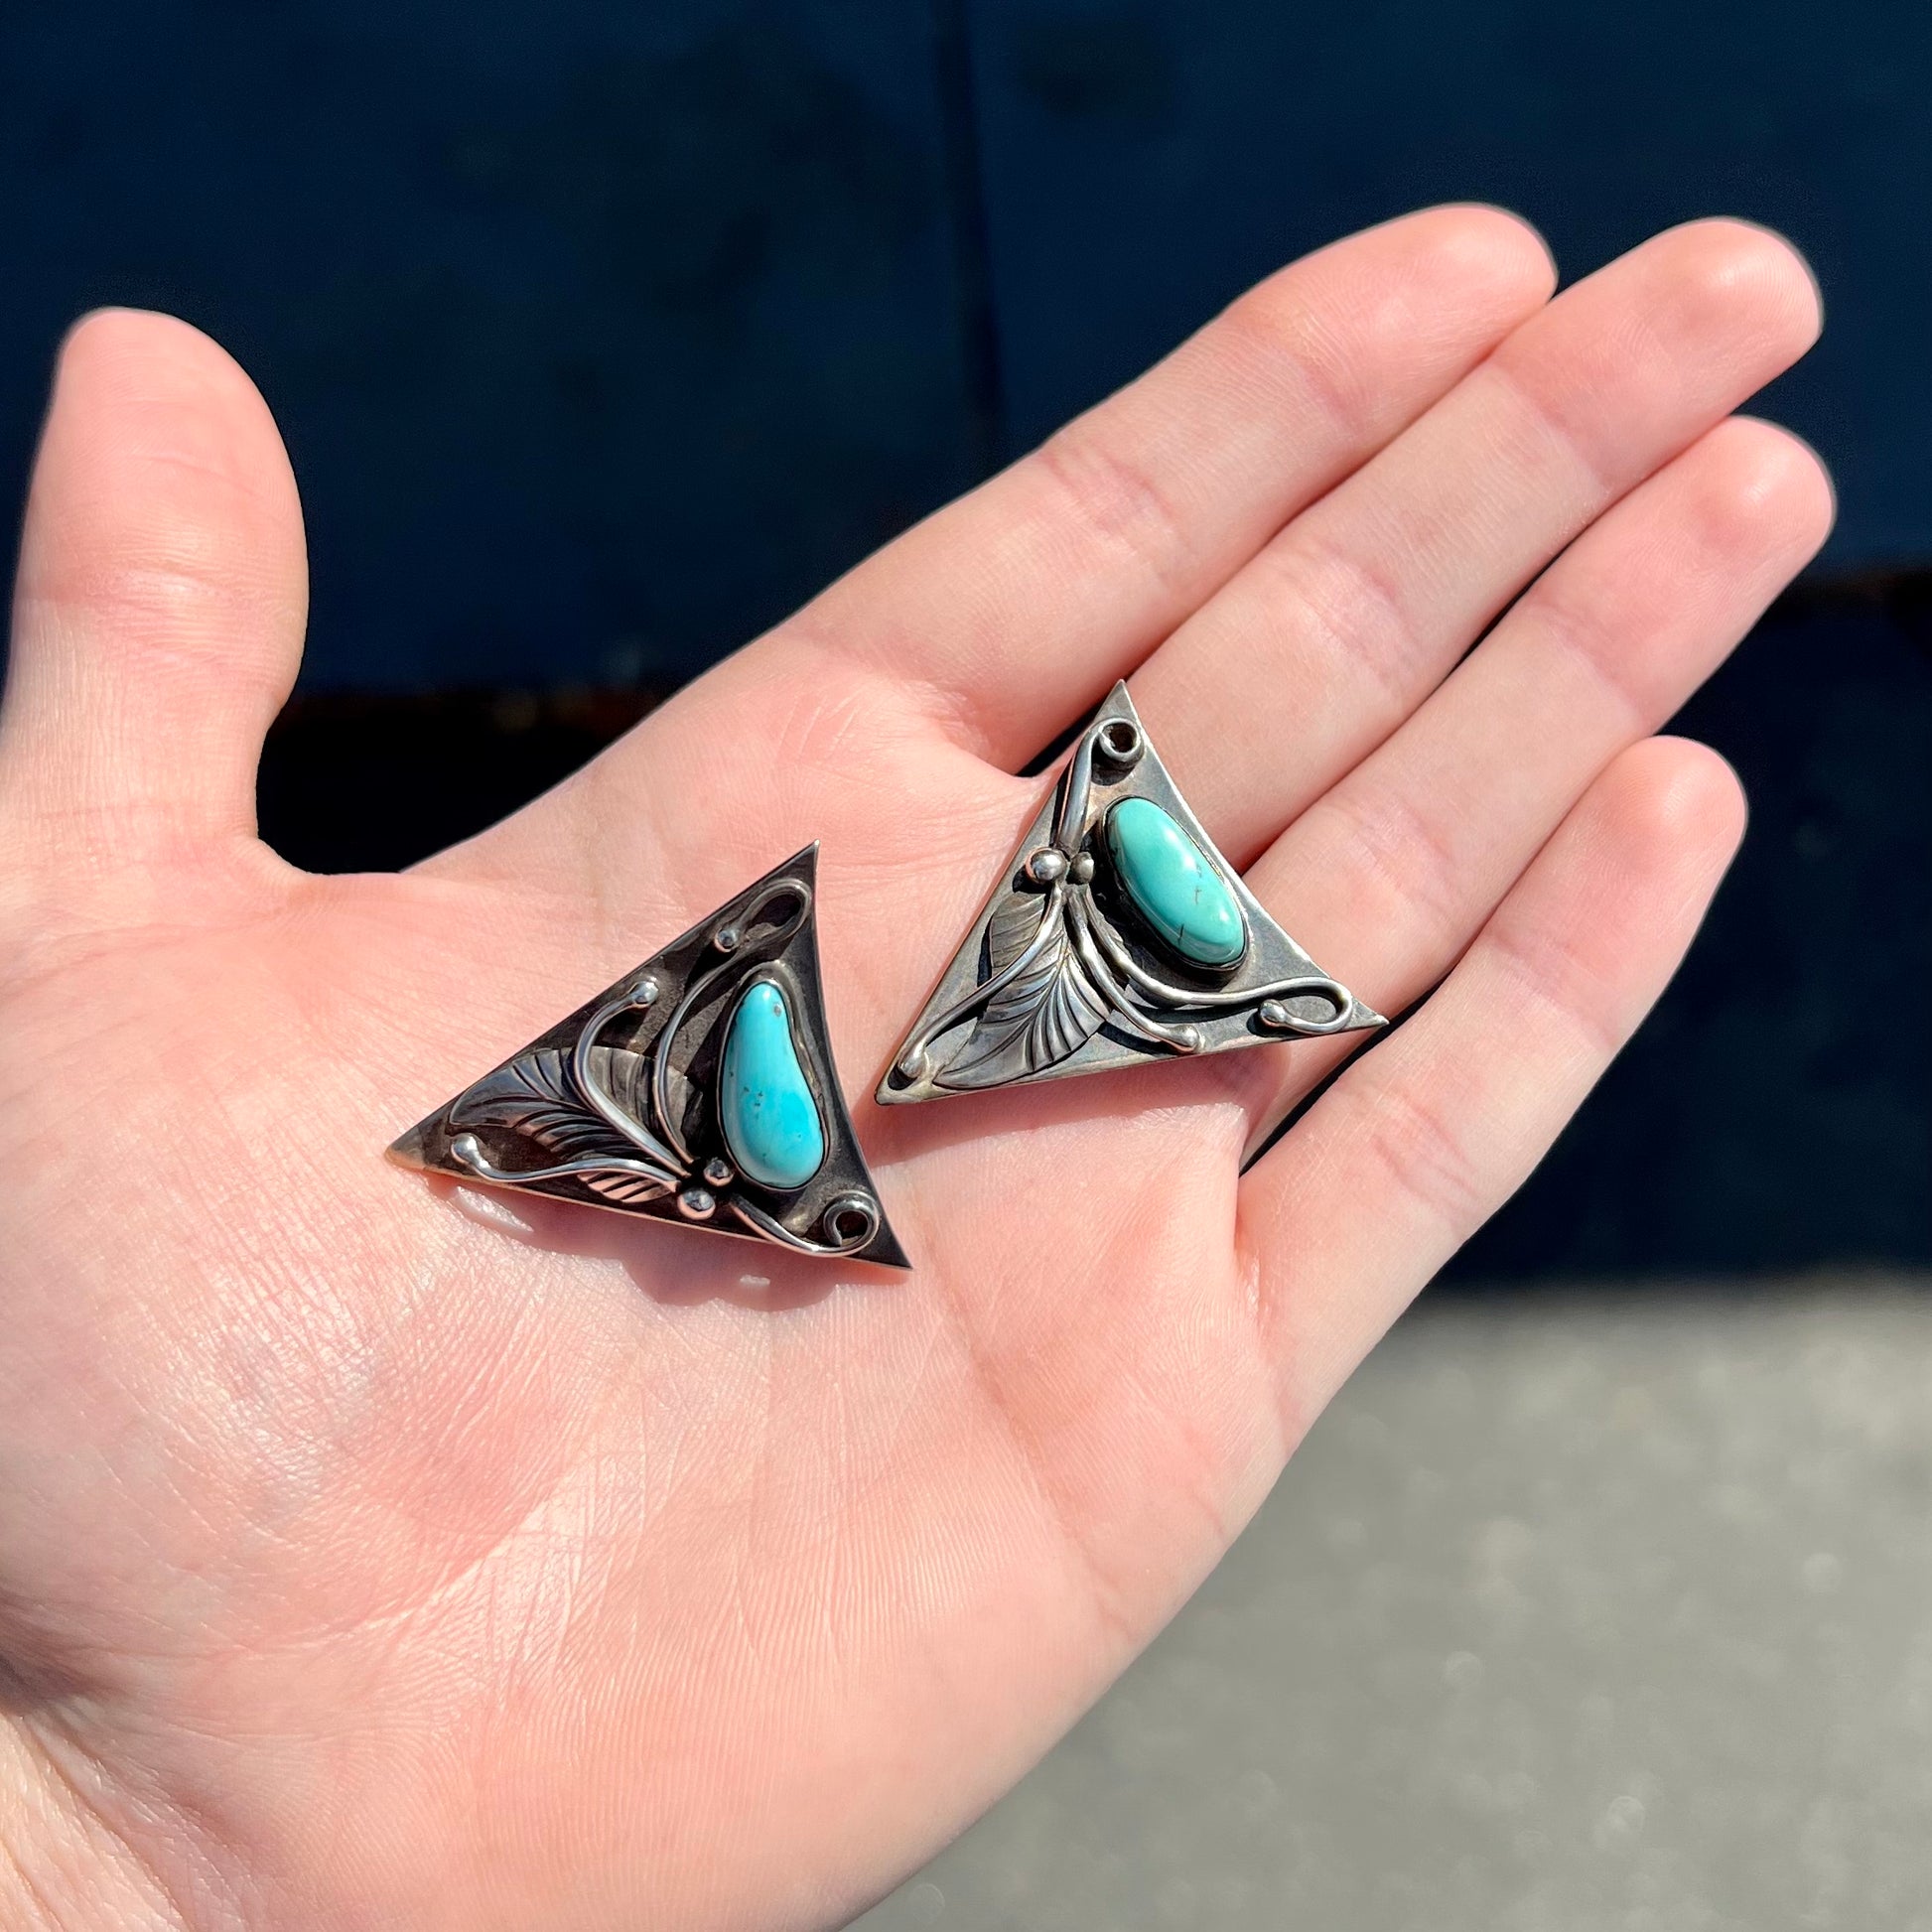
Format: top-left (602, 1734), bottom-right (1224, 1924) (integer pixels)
top-left (389, 845), bottom-right (909, 1268)
top-left (880, 683), bottom-right (1384, 1104)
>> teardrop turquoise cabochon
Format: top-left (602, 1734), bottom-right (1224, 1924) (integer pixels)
top-left (1103, 797), bottom-right (1247, 968)
top-left (720, 980), bottom-right (826, 1190)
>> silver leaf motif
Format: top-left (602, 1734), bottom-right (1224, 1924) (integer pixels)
top-left (448, 1047), bottom-right (677, 1203)
top-left (582, 1170), bottom-right (677, 1205)
top-left (937, 890), bottom-right (1108, 1089)
top-left (881, 682), bottom-right (1383, 1108)
top-left (390, 846), bottom-right (907, 1267)
top-left (585, 1041), bottom-right (654, 1140)
top-left (450, 1046), bottom-right (646, 1161)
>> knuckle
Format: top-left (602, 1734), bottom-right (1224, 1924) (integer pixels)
top-left (1484, 346), bottom-right (1622, 499)
top-left (1522, 576), bottom-right (1652, 729)
top-left (1487, 913), bottom-right (1623, 1060)
top-left (1034, 420), bottom-right (1192, 595)
top-left (1356, 1076), bottom-right (1489, 1236)
top-left (1265, 525), bottom-right (1427, 716)
top-left (1218, 279), bottom-right (1378, 446)
top-left (1327, 775), bottom-right (1468, 956)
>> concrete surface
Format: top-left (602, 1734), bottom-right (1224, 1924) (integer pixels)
top-left (856, 1285), bottom-right (1932, 1932)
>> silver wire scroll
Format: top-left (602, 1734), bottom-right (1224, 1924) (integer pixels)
top-left (880, 683), bottom-right (1384, 1104)
top-left (389, 846), bottom-right (908, 1268)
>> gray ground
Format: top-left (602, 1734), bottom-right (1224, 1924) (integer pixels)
top-left (855, 1285), bottom-right (1932, 1932)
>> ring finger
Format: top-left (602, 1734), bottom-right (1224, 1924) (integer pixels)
top-left (1227, 408), bottom-right (1832, 1146)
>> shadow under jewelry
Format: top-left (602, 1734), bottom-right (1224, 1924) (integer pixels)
top-left (430, 1173), bottom-right (900, 1314)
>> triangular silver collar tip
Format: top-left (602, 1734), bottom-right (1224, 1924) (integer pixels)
top-left (393, 847), bottom-right (908, 1269)
top-left (880, 682), bottom-right (1380, 1105)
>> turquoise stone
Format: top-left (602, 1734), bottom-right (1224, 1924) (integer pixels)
top-left (719, 981), bottom-right (825, 1190)
top-left (1104, 797), bottom-right (1247, 968)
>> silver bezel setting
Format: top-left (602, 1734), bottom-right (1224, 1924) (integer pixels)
top-left (880, 682), bottom-right (1384, 1104)
top-left (390, 846), bottom-right (907, 1268)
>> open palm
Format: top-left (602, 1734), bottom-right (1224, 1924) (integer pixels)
top-left (0, 208), bottom-right (1826, 1929)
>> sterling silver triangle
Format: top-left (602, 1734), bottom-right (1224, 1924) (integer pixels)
top-left (880, 684), bottom-right (1384, 1106)
top-left (391, 846), bottom-right (909, 1269)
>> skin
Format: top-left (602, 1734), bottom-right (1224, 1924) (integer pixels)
top-left (0, 207), bottom-right (1827, 1929)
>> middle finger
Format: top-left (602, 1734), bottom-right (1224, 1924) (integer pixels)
top-left (1125, 218), bottom-right (1821, 870)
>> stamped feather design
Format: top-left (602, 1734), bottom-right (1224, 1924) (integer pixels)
top-left (448, 1046), bottom-right (677, 1202)
top-left (937, 888), bottom-right (1108, 1089)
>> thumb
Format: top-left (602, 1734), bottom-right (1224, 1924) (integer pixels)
top-left (0, 310), bottom-right (309, 870)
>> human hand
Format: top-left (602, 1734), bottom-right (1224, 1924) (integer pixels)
top-left (0, 207), bottom-right (1825, 1928)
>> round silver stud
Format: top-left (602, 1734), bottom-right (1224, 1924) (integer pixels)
top-left (1026, 846), bottom-right (1068, 886)
top-left (677, 1186), bottom-right (717, 1220)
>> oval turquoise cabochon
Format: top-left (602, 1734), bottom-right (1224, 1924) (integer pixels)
top-left (719, 980), bottom-right (826, 1191)
top-left (1103, 797), bottom-right (1247, 969)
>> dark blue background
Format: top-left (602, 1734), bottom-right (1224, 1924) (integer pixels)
top-left (2, 1), bottom-right (1927, 1276)
top-left (4, 0), bottom-right (1926, 686)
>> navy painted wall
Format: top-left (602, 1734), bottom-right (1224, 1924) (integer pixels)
top-left (1452, 592), bottom-right (1932, 1283)
top-left (0, 2), bottom-right (977, 689)
top-left (3, 2), bottom-right (1928, 689)
top-left (2, 2), bottom-right (1928, 1278)
top-left (971, 2), bottom-right (1903, 543)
